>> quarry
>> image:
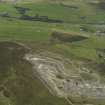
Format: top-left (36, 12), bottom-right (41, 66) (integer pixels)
top-left (25, 53), bottom-right (105, 102)
top-left (0, 0), bottom-right (105, 105)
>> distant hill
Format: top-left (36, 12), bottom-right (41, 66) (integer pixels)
top-left (1, 0), bottom-right (44, 4)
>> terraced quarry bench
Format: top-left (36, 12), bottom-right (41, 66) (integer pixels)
top-left (25, 53), bottom-right (105, 104)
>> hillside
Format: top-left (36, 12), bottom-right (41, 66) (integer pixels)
top-left (0, 0), bottom-right (105, 105)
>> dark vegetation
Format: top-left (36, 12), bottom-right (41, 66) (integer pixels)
top-left (14, 6), bottom-right (31, 15)
top-left (16, 5), bottom-right (64, 23)
top-left (20, 14), bottom-right (63, 23)
top-left (0, 6), bottom-right (64, 23)
top-left (1, 5), bottom-right (105, 25)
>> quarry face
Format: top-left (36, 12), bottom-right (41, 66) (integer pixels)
top-left (25, 53), bottom-right (105, 101)
top-left (1, 41), bottom-right (105, 105)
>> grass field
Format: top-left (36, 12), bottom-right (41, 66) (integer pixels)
top-left (0, 0), bottom-right (105, 63)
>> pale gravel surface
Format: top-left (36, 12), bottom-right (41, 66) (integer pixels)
top-left (25, 53), bottom-right (105, 100)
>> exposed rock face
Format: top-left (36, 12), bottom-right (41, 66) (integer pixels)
top-left (25, 53), bottom-right (105, 104)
